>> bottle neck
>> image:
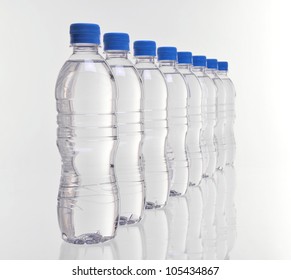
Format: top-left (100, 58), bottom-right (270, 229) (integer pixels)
top-left (105, 50), bottom-right (129, 59)
top-left (135, 56), bottom-right (155, 63)
top-left (205, 68), bottom-right (217, 74)
top-left (192, 66), bottom-right (206, 72)
top-left (158, 60), bottom-right (176, 67)
top-left (218, 70), bottom-right (228, 76)
top-left (177, 64), bottom-right (192, 70)
top-left (72, 44), bottom-right (99, 54)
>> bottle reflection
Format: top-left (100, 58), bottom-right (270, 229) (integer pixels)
top-left (59, 240), bottom-right (117, 260)
top-left (59, 166), bottom-right (236, 260)
top-left (214, 170), bottom-right (228, 259)
top-left (186, 186), bottom-right (203, 259)
top-left (200, 177), bottom-right (217, 259)
top-left (166, 196), bottom-right (189, 259)
top-left (143, 209), bottom-right (168, 259)
top-left (224, 165), bottom-right (237, 259)
top-left (199, 166), bottom-right (237, 260)
top-left (113, 223), bottom-right (145, 259)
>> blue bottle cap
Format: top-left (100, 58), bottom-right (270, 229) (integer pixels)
top-left (133, 40), bottom-right (156, 56)
top-left (207, 59), bottom-right (218, 69)
top-left (192, 55), bottom-right (207, 67)
top-left (218, 61), bottom-right (228, 71)
top-left (177, 52), bottom-right (193, 64)
top-left (103, 33), bottom-right (130, 51)
top-left (157, 47), bottom-right (177, 61)
top-left (70, 23), bottom-right (101, 44)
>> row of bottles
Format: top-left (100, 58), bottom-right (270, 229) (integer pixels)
top-left (60, 166), bottom-right (237, 259)
top-left (56, 23), bottom-right (236, 245)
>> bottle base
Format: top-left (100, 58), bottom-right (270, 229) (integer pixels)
top-left (169, 190), bottom-right (183, 197)
top-left (145, 201), bottom-right (167, 210)
top-left (62, 232), bottom-right (114, 245)
top-left (119, 215), bottom-right (142, 226)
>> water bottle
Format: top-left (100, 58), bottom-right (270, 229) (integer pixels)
top-left (103, 33), bottom-right (145, 225)
top-left (133, 41), bottom-right (170, 209)
top-left (217, 62), bottom-right (236, 165)
top-left (56, 23), bottom-right (119, 244)
top-left (158, 47), bottom-right (189, 196)
top-left (206, 59), bottom-right (227, 170)
top-left (177, 52), bottom-right (203, 187)
top-left (192, 56), bottom-right (216, 178)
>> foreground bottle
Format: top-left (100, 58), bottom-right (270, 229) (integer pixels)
top-left (177, 51), bottom-right (203, 187)
top-left (56, 23), bottom-right (119, 244)
top-left (192, 56), bottom-right (216, 178)
top-left (206, 59), bottom-right (226, 170)
top-left (158, 47), bottom-right (189, 196)
top-left (104, 33), bottom-right (145, 225)
top-left (217, 62), bottom-right (236, 165)
top-left (134, 40), bottom-right (170, 209)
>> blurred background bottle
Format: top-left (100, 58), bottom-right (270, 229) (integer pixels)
top-left (177, 51), bottom-right (203, 187)
top-left (158, 47), bottom-right (189, 196)
top-left (104, 33), bottom-right (145, 225)
top-left (192, 56), bottom-right (216, 178)
top-left (217, 61), bottom-right (236, 165)
top-left (134, 40), bottom-right (170, 209)
top-left (206, 59), bottom-right (226, 170)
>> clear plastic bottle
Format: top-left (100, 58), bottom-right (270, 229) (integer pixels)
top-left (56, 23), bottom-right (119, 244)
top-left (133, 41), bottom-right (170, 209)
top-left (103, 33), bottom-right (145, 225)
top-left (217, 62), bottom-right (236, 166)
top-left (206, 59), bottom-right (227, 170)
top-left (192, 56), bottom-right (216, 178)
top-left (158, 47), bottom-right (189, 196)
top-left (177, 52), bottom-right (203, 187)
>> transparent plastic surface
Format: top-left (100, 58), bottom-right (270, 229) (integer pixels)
top-left (206, 68), bottom-right (227, 170)
top-left (159, 61), bottom-right (189, 196)
top-left (55, 45), bottom-right (119, 244)
top-left (192, 66), bottom-right (217, 177)
top-left (178, 64), bottom-right (203, 186)
top-left (217, 70), bottom-right (236, 165)
top-left (135, 57), bottom-right (170, 209)
top-left (105, 51), bottom-right (145, 225)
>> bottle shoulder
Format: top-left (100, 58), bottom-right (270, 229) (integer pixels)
top-left (55, 59), bottom-right (115, 99)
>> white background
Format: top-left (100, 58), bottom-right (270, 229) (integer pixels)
top-left (0, 0), bottom-right (291, 259)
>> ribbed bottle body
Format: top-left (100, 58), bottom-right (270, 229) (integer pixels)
top-left (160, 64), bottom-right (189, 196)
top-left (106, 54), bottom-right (145, 225)
top-left (56, 48), bottom-right (119, 244)
top-left (136, 60), bottom-right (170, 208)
